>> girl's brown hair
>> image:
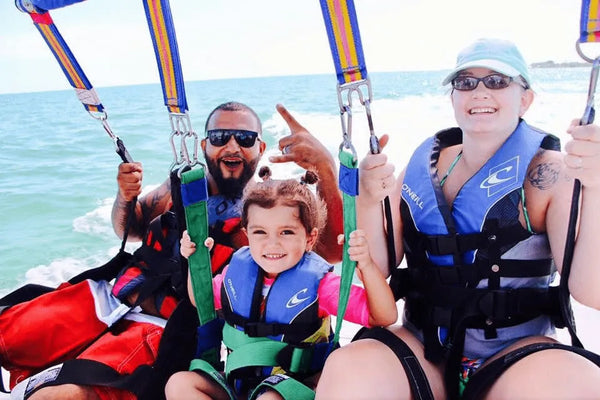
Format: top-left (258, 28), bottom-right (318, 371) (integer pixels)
top-left (240, 167), bottom-right (327, 242)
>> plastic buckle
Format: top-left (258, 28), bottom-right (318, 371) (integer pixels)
top-left (479, 289), bottom-right (513, 321)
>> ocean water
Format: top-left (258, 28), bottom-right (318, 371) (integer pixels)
top-left (1, 68), bottom-right (599, 358)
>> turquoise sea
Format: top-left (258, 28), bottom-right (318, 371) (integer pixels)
top-left (1, 68), bottom-right (599, 354)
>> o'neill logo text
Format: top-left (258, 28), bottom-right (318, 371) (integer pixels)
top-left (402, 183), bottom-right (424, 209)
top-left (226, 278), bottom-right (237, 301)
top-left (480, 156), bottom-right (519, 197)
top-left (286, 288), bottom-right (310, 308)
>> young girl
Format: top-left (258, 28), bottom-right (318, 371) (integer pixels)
top-left (165, 168), bottom-right (397, 400)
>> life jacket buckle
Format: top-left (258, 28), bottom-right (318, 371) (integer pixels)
top-left (243, 322), bottom-right (264, 337)
top-left (243, 322), bottom-right (283, 338)
top-left (478, 289), bottom-right (514, 322)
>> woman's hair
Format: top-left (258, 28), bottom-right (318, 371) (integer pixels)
top-left (240, 167), bottom-right (327, 242)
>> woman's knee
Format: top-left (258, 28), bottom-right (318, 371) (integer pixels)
top-left (485, 347), bottom-right (600, 399)
top-left (317, 330), bottom-right (444, 399)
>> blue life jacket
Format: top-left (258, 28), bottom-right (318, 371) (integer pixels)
top-left (221, 247), bottom-right (332, 343)
top-left (392, 120), bottom-right (565, 365)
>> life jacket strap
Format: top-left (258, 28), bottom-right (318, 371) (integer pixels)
top-left (223, 308), bottom-right (321, 338)
top-left (390, 257), bottom-right (554, 300)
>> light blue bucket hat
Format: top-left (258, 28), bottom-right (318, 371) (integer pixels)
top-left (442, 38), bottom-right (531, 87)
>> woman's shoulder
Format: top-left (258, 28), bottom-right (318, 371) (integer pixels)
top-left (526, 148), bottom-right (565, 179)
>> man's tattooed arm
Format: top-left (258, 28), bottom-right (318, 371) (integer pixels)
top-left (112, 179), bottom-right (172, 241)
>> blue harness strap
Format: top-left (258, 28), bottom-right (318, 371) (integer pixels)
top-left (318, 0), bottom-right (398, 354)
top-left (141, 0), bottom-right (199, 169)
top-left (142, 0), bottom-right (188, 114)
top-left (318, 0), bottom-right (397, 282)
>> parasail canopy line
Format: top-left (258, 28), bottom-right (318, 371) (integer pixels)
top-left (15, 0), bottom-right (133, 164)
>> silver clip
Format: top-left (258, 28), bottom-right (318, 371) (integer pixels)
top-left (336, 78), bottom-right (375, 161)
top-left (169, 112), bottom-right (200, 168)
top-left (581, 57), bottom-right (600, 125)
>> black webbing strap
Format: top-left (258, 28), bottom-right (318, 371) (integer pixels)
top-left (354, 327), bottom-right (434, 400)
top-left (67, 250), bottom-right (133, 285)
top-left (13, 359), bottom-right (151, 399)
top-left (462, 342), bottom-right (600, 400)
top-left (223, 309), bottom-right (321, 338)
top-left (0, 284), bottom-right (54, 309)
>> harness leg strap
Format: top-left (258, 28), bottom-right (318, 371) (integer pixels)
top-left (248, 374), bottom-right (314, 400)
top-left (354, 327), bottom-right (434, 400)
top-left (189, 358), bottom-right (236, 400)
top-left (462, 342), bottom-right (600, 400)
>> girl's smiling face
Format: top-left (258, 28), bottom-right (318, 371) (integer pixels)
top-left (244, 203), bottom-right (318, 278)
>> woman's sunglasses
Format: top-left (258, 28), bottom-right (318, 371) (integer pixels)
top-left (206, 129), bottom-right (259, 148)
top-left (451, 74), bottom-right (528, 91)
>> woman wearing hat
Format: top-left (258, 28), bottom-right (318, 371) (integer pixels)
top-left (315, 38), bottom-right (600, 400)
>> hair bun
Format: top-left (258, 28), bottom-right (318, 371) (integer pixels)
top-left (258, 166), bottom-right (272, 181)
top-left (301, 170), bottom-right (319, 185)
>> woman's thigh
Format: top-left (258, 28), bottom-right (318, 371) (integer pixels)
top-left (482, 336), bottom-right (600, 400)
top-left (315, 326), bottom-right (445, 400)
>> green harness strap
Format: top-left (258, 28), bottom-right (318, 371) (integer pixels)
top-left (189, 324), bottom-right (316, 400)
top-left (331, 150), bottom-right (358, 348)
top-left (222, 323), bottom-right (315, 376)
top-left (180, 168), bottom-right (220, 366)
top-left (189, 358), bottom-right (236, 399)
top-left (248, 374), bottom-right (315, 400)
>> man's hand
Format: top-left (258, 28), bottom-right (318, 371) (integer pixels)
top-left (117, 162), bottom-right (143, 202)
top-left (269, 103), bottom-right (334, 172)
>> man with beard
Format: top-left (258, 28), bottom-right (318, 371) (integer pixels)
top-left (112, 101), bottom-right (343, 263)
top-left (1, 102), bottom-right (342, 400)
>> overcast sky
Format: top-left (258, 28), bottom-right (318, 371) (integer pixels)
top-left (0, 0), bottom-right (590, 94)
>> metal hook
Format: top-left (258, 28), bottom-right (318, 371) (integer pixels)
top-left (581, 57), bottom-right (600, 125)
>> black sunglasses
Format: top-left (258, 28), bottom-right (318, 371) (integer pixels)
top-left (451, 74), bottom-right (528, 91)
top-left (206, 129), bottom-right (260, 148)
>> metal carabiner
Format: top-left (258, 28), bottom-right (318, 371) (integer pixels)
top-left (169, 112), bottom-right (197, 167)
top-left (581, 56), bottom-right (600, 125)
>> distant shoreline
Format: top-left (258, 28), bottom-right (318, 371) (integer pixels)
top-left (530, 60), bottom-right (589, 68)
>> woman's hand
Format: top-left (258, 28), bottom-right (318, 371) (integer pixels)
top-left (565, 120), bottom-right (600, 188)
top-left (358, 134), bottom-right (395, 203)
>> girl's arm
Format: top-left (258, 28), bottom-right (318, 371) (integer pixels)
top-left (345, 230), bottom-right (398, 326)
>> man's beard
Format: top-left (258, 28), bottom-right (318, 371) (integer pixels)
top-left (206, 155), bottom-right (259, 199)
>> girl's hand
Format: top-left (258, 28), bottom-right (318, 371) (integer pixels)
top-left (180, 230), bottom-right (196, 258)
top-left (344, 230), bottom-right (378, 277)
top-left (180, 231), bottom-right (214, 259)
top-left (565, 120), bottom-right (600, 188)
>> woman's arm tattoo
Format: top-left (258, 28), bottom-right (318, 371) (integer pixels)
top-left (527, 161), bottom-right (560, 190)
